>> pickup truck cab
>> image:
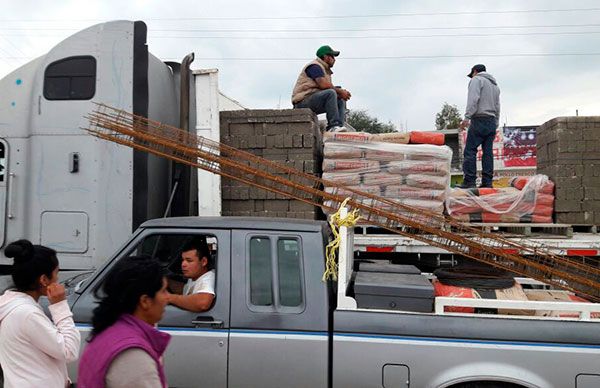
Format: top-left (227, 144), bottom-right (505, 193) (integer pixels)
top-left (65, 216), bottom-right (600, 388)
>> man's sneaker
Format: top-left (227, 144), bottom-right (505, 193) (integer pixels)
top-left (329, 126), bottom-right (348, 133)
top-left (457, 182), bottom-right (476, 189)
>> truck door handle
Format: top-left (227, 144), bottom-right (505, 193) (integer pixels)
top-left (191, 318), bottom-right (224, 329)
top-left (7, 173), bottom-right (15, 219)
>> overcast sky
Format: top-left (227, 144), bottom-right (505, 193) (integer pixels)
top-left (1, 0), bottom-right (599, 130)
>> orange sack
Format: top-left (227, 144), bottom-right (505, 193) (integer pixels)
top-left (409, 131), bottom-right (445, 146)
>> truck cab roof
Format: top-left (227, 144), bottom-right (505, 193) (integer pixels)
top-left (140, 216), bottom-right (329, 233)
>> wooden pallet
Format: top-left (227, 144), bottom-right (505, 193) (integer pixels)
top-left (463, 223), bottom-right (573, 237)
top-left (354, 223), bottom-right (574, 237)
top-left (571, 225), bottom-right (599, 234)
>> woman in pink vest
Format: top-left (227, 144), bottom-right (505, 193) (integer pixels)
top-left (77, 256), bottom-right (170, 388)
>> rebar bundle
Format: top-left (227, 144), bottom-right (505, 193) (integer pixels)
top-left (85, 103), bottom-right (600, 301)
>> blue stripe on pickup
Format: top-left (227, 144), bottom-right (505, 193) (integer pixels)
top-left (334, 332), bottom-right (600, 350)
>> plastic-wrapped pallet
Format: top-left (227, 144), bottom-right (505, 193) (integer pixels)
top-left (321, 132), bottom-right (453, 215)
top-left (447, 175), bottom-right (555, 223)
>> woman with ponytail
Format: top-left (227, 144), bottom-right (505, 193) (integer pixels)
top-left (77, 256), bottom-right (170, 388)
top-left (0, 239), bottom-right (81, 388)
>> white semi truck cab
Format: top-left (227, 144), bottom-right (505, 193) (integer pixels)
top-left (0, 20), bottom-right (222, 269)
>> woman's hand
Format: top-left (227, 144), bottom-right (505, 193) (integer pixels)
top-left (47, 283), bottom-right (67, 304)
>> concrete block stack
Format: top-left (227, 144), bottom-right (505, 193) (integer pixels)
top-left (219, 108), bottom-right (323, 219)
top-left (537, 116), bottom-right (600, 225)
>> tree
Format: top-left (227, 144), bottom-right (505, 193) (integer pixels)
top-left (435, 102), bottom-right (462, 130)
top-left (347, 109), bottom-right (396, 134)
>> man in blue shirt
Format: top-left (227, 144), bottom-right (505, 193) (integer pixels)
top-left (291, 45), bottom-right (352, 132)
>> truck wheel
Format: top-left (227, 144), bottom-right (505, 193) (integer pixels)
top-left (452, 382), bottom-right (524, 388)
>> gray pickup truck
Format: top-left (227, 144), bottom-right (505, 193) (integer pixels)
top-left (62, 216), bottom-right (599, 388)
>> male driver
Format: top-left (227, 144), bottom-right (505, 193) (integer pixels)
top-left (292, 45), bottom-right (351, 132)
top-left (459, 64), bottom-right (501, 189)
top-left (167, 239), bottom-right (215, 312)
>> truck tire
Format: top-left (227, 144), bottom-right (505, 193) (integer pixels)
top-left (452, 381), bottom-right (525, 388)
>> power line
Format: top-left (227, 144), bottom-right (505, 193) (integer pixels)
top-left (151, 23), bottom-right (600, 33)
top-left (147, 31), bottom-right (600, 40)
top-left (3, 22), bottom-right (600, 33)
top-left (3, 52), bottom-right (600, 62)
top-left (1, 7), bottom-right (599, 21)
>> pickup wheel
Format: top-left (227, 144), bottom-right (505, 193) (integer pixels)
top-left (451, 382), bottom-right (525, 388)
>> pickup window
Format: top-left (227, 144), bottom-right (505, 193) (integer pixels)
top-left (133, 233), bottom-right (218, 305)
top-left (248, 236), bottom-right (305, 312)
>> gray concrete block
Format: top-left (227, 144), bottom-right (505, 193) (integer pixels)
top-left (229, 123), bottom-right (255, 136)
top-left (582, 201), bottom-right (600, 212)
top-left (554, 200), bottom-right (581, 212)
top-left (289, 200), bottom-right (317, 212)
top-left (264, 200), bottom-right (290, 212)
top-left (249, 187), bottom-right (268, 200)
top-left (226, 200), bottom-right (256, 212)
top-left (583, 128), bottom-right (600, 140)
top-left (283, 134), bottom-right (295, 148)
top-left (292, 134), bottom-right (304, 148)
top-left (553, 176), bottom-right (582, 188)
top-left (585, 187), bottom-right (600, 200)
top-left (583, 176), bottom-right (600, 187)
top-left (555, 187), bottom-right (584, 200)
top-left (555, 211), bottom-right (593, 224)
top-left (303, 134), bottom-right (316, 148)
top-left (229, 186), bottom-right (250, 200)
top-left (583, 151), bottom-right (600, 161)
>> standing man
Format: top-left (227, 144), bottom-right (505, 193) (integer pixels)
top-left (459, 64), bottom-right (501, 189)
top-left (292, 45), bottom-right (351, 132)
top-left (167, 239), bottom-right (215, 312)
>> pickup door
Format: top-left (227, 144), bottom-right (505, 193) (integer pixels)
top-left (228, 228), bottom-right (331, 388)
top-left (70, 227), bottom-right (231, 387)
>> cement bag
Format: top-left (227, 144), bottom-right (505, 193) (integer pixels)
top-left (409, 131), bottom-right (445, 146)
top-left (323, 131), bottom-right (373, 143)
top-left (386, 160), bottom-right (449, 176)
top-left (385, 186), bottom-right (446, 201)
top-left (524, 290), bottom-right (600, 319)
top-left (446, 175), bottom-right (555, 217)
top-left (325, 185), bottom-right (383, 198)
top-left (511, 176), bottom-right (555, 194)
top-left (363, 149), bottom-right (406, 161)
top-left (322, 159), bottom-right (380, 173)
top-left (362, 172), bottom-right (402, 186)
top-left (494, 283), bottom-right (534, 316)
top-left (432, 279), bottom-right (479, 313)
top-left (322, 172), bottom-right (362, 186)
top-left (371, 132), bottom-right (410, 144)
top-left (406, 174), bottom-right (448, 190)
top-left (323, 143), bottom-right (364, 159)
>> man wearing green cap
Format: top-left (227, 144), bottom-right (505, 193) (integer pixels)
top-left (292, 45), bottom-right (352, 132)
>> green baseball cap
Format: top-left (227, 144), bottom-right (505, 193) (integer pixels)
top-left (316, 45), bottom-right (340, 58)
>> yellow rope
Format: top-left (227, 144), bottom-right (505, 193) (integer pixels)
top-left (322, 198), bottom-right (361, 281)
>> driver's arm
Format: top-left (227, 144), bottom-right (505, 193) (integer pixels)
top-left (167, 292), bottom-right (214, 312)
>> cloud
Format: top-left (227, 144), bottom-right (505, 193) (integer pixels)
top-left (1, 0), bottom-right (599, 129)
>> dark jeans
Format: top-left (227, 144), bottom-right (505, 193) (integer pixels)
top-left (295, 89), bottom-right (346, 129)
top-left (463, 116), bottom-right (497, 186)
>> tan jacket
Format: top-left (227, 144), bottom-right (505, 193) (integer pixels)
top-left (291, 58), bottom-right (332, 104)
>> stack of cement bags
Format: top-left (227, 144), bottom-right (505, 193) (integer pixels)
top-left (447, 175), bottom-right (555, 223)
top-left (321, 132), bottom-right (453, 216)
